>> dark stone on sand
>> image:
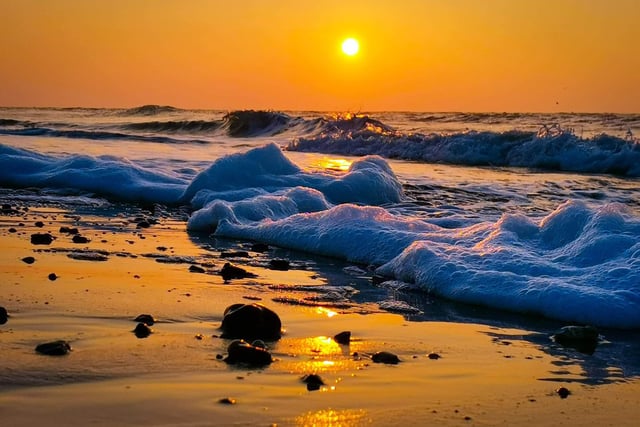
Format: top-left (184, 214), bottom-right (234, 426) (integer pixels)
top-left (220, 262), bottom-right (257, 281)
top-left (48, 273), bottom-right (58, 281)
top-left (22, 256), bottom-right (36, 264)
top-left (301, 374), bottom-right (325, 391)
top-left (1, 203), bottom-right (12, 211)
top-left (133, 322), bottom-right (152, 338)
top-left (268, 259), bottom-right (290, 271)
top-left (427, 352), bottom-right (441, 360)
top-left (136, 220), bottom-right (151, 228)
top-left (250, 242), bottom-right (269, 252)
top-left (0, 306), bottom-right (8, 324)
top-left (224, 339), bottom-right (273, 366)
top-left (221, 251), bottom-right (250, 258)
top-left (556, 387), bottom-right (570, 398)
top-left (72, 235), bottom-right (90, 244)
top-left (221, 303), bottom-right (282, 341)
top-left (34, 221), bottom-right (45, 228)
top-left (334, 331), bottom-right (351, 345)
top-left (134, 314), bottom-right (156, 326)
top-left (31, 233), bottom-right (54, 245)
top-left (35, 340), bottom-right (71, 356)
top-left (189, 265), bottom-right (206, 274)
top-left (8, 228), bottom-right (17, 233)
top-left (59, 226), bottom-right (79, 235)
top-left (371, 351), bottom-right (400, 365)
top-left (552, 325), bottom-right (599, 354)
top-left (218, 397), bottom-right (237, 405)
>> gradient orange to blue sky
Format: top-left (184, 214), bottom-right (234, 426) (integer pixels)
top-left (1, 0), bottom-right (639, 112)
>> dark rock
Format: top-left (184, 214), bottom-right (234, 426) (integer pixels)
top-left (59, 226), bottom-right (79, 235)
top-left (221, 303), bottom-right (282, 341)
top-left (1, 203), bottom-right (12, 211)
top-left (0, 306), bottom-right (8, 324)
top-left (427, 352), bottom-right (441, 360)
top-left (34, 221), bottom-right (45, 228)
top-left (31, 233), bottom-right (54, 245)
top-left (8, 228), bottom-right (17, 233)
top-left (72, 235), bottom-right (90, 244)
top-left (371, 275), bottom-right (388, 285)
top-left (189, 265), bottom-right (206, 273)
top-left (218, 397), bottom-right (237, 405)
top-left (134, 314), bottom-right (156, 326)
top-left (136, 220), bottom-right (151, 228)
top-left (251, 339), bottom-right (266, 349)
top-left (22, 256), bottom-right (36, 264)
top-left (35, 340), bottom-right (71, 356)
top-left (301, 374), bottom-right (325, 391)
top-left (224, 339), bottom-right (272, 366)
top-left (334, 331), bottom-right (351, 345)
top-left (221, 251), bottom-right (250, 258)
top-left (371, 351), bottom-right (400, 364)
top-left (556, 387), bottom-right (570, 398)
top-left (220, 263), bottom-right (257, 281)
top-left (133, 322), bottom-right (152, 338)
top-left (268, 259), bottom-right (290, 271)
top-left (552, 325), bottom-right (599, 355)
top-left (48, 273), bottom-right (58, 281)
top-left (250, 242), bottom-right (269, 252)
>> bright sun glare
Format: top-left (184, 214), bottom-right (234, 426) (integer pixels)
top-left (341, 38), bottom-right (359, 56)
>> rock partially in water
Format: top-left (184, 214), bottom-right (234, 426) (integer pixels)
top-left (133, 322), bottom-right (153, 338)
top-left (59, 226), bottom-right (79, 235)
top-left (220, 263), bottom-right (257, 281)
top-left (552, 325), bottom-right (599, 354)
top-left (134, 314), bottom-right (156, 326)
top-left (0, 306), bottom-right (8, 324)
top-left (301, 374), bottom-right (325, 391)
top-left (31, 233), bottom-right (54, 245)
top-left (225, 339), bottom-right (273, 366)
top-left (333, 331), bottom-right (351, 345)
top-left (72, 235), bottom-right (90, 244)
top-left (268, 259), bottom-right (290, 271)
top-left (21, 256), bottom-right (36, 264)
top-left (221, 303), bottom-right (282, 340)
top-left (371, 351), bottom-right (400, 365)
top-left (35, 340), bottom-right (71, 356)
top-left (221, 251), bottom-right (250, 258)
top-left (250, 242), bottom-right (269, 253)
top-left (189, 265), bottom-right (206, 274)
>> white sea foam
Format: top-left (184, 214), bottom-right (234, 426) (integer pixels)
top-left (1, 138), bottom-right (639, 328)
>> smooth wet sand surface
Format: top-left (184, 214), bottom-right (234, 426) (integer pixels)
top-left (1, 202), bottom-right (639, 426)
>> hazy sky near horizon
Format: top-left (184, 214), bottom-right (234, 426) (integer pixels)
top-left (2, 0), bottom-right (639, 112)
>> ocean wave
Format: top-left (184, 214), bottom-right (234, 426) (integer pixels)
top-left (288, 125), bottom-right (640, 177)
top-left (0, 126), bottom-right (210, 145)
top-left (221, 110), bottom-right (293, 137)
top-left (122, 104), bottom-right (181, 116)
top-left (123, 120), bottom-right (223, 133)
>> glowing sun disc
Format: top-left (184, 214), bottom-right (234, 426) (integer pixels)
top-left (341, 38), bottom-right (359, 56)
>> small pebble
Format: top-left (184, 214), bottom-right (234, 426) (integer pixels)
top-left (218, 397), bottom-right (237, 405)
top-left (556, 387), bottom-right (570, 398)
top-left (35, 340), bottom-right (71, 356)
top-left (427, 352), bottom-right (441, 360)
top-left (48, 273), bottom-right (58, 281)
top-left (21, 256), bottom-right (36, 264)
top-left (371, 351), bottom-right (400, 365)
top-left (133, 322), bottom-right (152, 338)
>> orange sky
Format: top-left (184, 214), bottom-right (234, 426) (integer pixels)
top-left (1, 0), bottom-right (639, 112)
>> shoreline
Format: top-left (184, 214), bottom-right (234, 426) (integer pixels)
top-left (1, 197), bottom-right (639, 426)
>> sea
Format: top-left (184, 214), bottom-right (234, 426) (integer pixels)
top-left (1, 106), bottom-right (639, 331)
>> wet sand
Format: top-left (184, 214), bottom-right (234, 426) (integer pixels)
top-left (1, 199), bottom-right (639, 426)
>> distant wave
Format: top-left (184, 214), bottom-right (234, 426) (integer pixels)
top-left (122, 104), bottom-right (181, 116)
top-left (221, 110), bottom-right (294, 137)
top-left (123, 120), bottom-right (223, 133)
top-left (288, 118), bottom-right (640, 177)
top-left (0, 126), bottom-right (210, 145)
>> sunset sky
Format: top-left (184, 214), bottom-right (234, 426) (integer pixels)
top-left (2, 0), bottom-right (639, 112)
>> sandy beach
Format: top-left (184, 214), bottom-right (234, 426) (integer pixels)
top-left (0, 197), bottom-right (638, 426)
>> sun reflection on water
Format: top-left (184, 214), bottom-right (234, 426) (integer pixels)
top-left (295, 408), bottom-right (368, 427)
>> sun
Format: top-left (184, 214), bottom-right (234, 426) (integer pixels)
top-left (341, 38), bottom-right (360, 56)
